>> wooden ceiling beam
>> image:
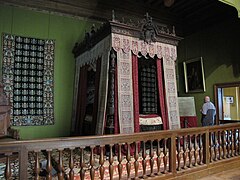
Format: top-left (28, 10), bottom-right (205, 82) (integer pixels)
top-left (0, 0), bottom-right (104, 20)
top-left (0, 0), bottom-right (186, 36)
top-left (184, 2), bottom-right (215, 19)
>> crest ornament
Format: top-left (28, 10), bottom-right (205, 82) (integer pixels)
top-left (140, 13), bottom-right (157, 44)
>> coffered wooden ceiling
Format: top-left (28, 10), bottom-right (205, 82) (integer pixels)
top-left (0, 0), bottom-right (238, 36)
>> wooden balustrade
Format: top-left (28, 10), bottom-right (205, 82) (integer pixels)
top-left (1, 123), bottom-right (240, 179)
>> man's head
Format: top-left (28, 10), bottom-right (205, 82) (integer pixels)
top-left (204, 96), bottom-right (210, 103)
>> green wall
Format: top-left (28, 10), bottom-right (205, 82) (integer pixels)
top-left (177, 18), bottom-right (240, 125)
top-left (0, 5), bottom-right (94, 139)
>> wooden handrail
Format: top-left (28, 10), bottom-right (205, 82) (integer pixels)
top-left (1, 122), bottom-right (240, 179)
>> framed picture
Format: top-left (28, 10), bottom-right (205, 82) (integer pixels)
top-left (183, 57), bottom-right (206, 93)
top-left (225, 96), bottom-right (234, 104)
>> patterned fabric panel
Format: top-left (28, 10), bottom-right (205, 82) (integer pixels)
top-left (2, 34), bottom-right (55, 126)
top-left (138, 58), bottom-right (159, 114)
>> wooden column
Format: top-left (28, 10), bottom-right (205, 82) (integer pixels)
top-left (105, 49), bottom-right (116, 134)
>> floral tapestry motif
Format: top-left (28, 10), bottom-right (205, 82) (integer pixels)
top-left (122, 38), bottom-right (130, 53)
top-left (121, 78), bottom-right (130, 91)
top-left (166, 69), bottom-right (174, 80)
top-left (156, 45), bottom-right (163, 58)
top-left (140, 42), bottom-right (147, 56)
top-left (117, 50), bottom-right (134, 134)
top-left (120, 62), bottom-right (130, 75)
top-left (121, 95), bottom-right (131, 107)
top-left (164, 46), bottom-right (170, 59)
top-left (113, 36), bottom-right (121, 51)
top-left (2, 34), bottom-right (55, 126)
top-left (169, 96), bottom-right (177, 108)
top-left (171, 47), bottom-right (176, 60)
top-left (167, 82), bottom-right (176, 94)
top-left (148, 44), bottom-right (155, 58)
top-left (132, 41), bottom-right (138, 55)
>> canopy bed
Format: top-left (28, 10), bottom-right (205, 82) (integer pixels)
top-left (72, 13), bottom-right (182, 136)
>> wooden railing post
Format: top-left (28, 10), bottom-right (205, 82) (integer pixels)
top-left (4, 153), bottom-right (12, 180)
top-left (19, 145), bottom-right (28, 180)
top-left (203, 130), bottom-right (210, 165)
top-left (169, 134), bottom-right (177, 174)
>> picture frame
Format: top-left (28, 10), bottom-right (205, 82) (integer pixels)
top-left (183, 57), bottom-right (206, 93)
top-left (225, 96), bottom-right (234, 104)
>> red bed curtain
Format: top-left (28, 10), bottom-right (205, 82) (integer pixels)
top-left (132, 54), bottom-right (140, 133)
top-left (75, 65), bottom-right (88, 135)
top-left (156, 58), bottom-right (168, 130)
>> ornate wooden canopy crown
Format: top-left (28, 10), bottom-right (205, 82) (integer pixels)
top-left (72, 12), bottom-right (182, 57)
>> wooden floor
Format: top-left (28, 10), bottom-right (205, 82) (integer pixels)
top-left (199, 167), bottom-right (240, 180)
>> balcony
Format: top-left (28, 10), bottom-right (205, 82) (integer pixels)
top-left (1, 123), bottom-right (240, 179)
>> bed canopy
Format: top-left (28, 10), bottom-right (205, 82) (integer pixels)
top-left (72, 12), bottom-right (182, 136)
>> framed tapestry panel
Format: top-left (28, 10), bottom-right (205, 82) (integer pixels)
top-left (2, 33), bottom-right (55, 126)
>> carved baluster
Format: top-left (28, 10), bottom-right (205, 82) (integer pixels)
top-left (157, 140), bottom-right (162, 175)
top-left (188, 135), bottom-right (193, 168)
top-left (214, 132), bottom-right (218, 161)
top-left (226, 130), bottom-right (230, 158)
top-left (58, 149), bottom-right (64, 180)
top-left (69, 149), bottom-right (74, 180)
top-left (229, 129), bottom-right (232, 157)
top-left (163, 138), bottom-right (168, 173)
top-left (182, 136), bottom-right (187, 169)
top-left (176, 137), bottom-right (181, 171)
top-left (90, 146), bottom-right (95, 180)
top-left (231, 129), bottom-right (235, 157)
top-left (99, 146), bottom-right (105, 180)
top-left (193, 135), bottom-right (198, 166)
top-left (80, 147), bottom-right (86, 180)
top-left (118, 144), bottom-right (123, 179)
top-left (34, 151), bottom-right (40, 180)
top-left (46, 150), bottom-right (52, 180)
top-left (234, 129), bottom-right (238, 156)
top-left (238, 128), bottom-right (240, 155)
top-left (109, 144), bottom-right (114, 180)
top-left (209, 132), bottom-right (213, 162)
top-left (218, 131), bottom-right (222, 160)
top-left (4, 153), bottom-right (12, 180)
top-left (134, 141), bottom-right (139, 179)
top-left (198, 134), bottom-right (203, 165)
top-left (142, 141), bottom-right (147, 178)
top-left (126, 143), bottom-right (131, 179)
top-left (150, 140), bottom-right (154, 177)
top-left (222, 130), bottom-right (227, 159)
top-left (238, 129), bottom-right (240, 155)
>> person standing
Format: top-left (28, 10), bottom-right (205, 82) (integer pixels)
top-left (201, 96), bottom-right (216, 126)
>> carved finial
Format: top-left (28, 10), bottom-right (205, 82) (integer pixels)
top-left (172, 26), bottom-right (176, 35)
top-left (110, 49), bottom-right (116, 59)
top-left (91, 24), bottom-right (96, 34)
top-left (144, 12), bottom-right (152, 23)
top-left (122, 17), bottom-right (125, 23)
top-left (112, 10), bottom-right (115, 21)
top-left (145, 12), bottom-right (149, 19)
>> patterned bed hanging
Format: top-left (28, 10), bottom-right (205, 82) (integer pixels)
top-left (2, 34), bottom-right (55, 126)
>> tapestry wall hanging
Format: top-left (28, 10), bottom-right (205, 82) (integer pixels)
top-left (2, 33), bottom-right (55, 126)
